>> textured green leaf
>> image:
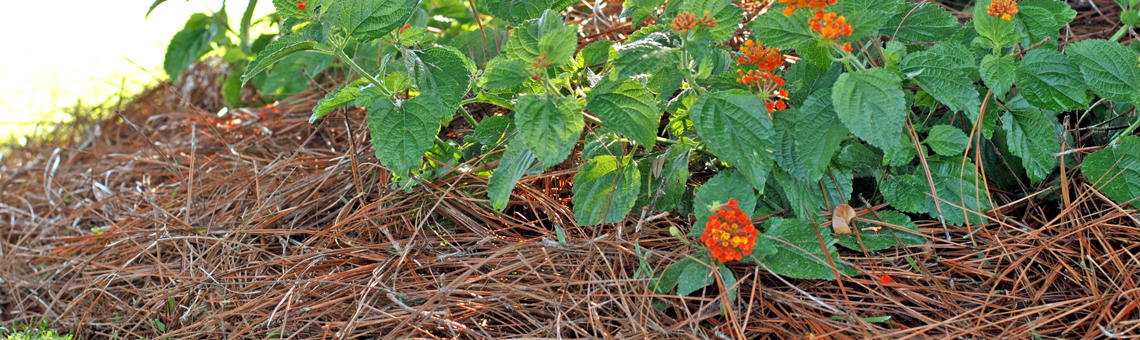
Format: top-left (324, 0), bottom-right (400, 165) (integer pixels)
top-left (311, 87), bottom-right (362, 123)
top-left (743, 236), bottom-right (778, 263)
top-left (900, 50), bottom-right (982, 118)
top-left (578, 40), bottom-right (616, 70)
top-left (980, 54), bottom-right (1017, 98)
top-left (1066, 39), bottom-right (1140, 103)
top-left (781, 90), bottom-right (846, 182)
top-left (488, 138), bottom-right (539, 211)
top-left (408, 46), bottom-right (475, 114)
top-left (676, 0), bottom-right (744, 43)
top-left (241, 34), bottom-right (322, 86)
top-left (1016, 0), bottom-right (1076, 50)
top-left (612, 33), bottom-right (676, 79)
top-left (653, 256), bottom-right (696, 293)
top-left (636, 139), bottom-right (693, 212)
top-left (773, 110), bottom-right (812, 182)
top-left (690, 90), bottom-right (776, 192)
top-left (784, 62), bottom-right (842, 105)
top-left (366, 96), bottom-right (443, 174)
top-left (271, 0), bottom-right (315, 19)
top-left (835, 210), bottom-right (926, 252)
top-left (581, 132), bottom-right (625, 160)
top-left (572, 155), bottom-right (641, 225)
top-left (1002, 109), bottom-right (1059, 184)
top-left (832, 68), bottom-right (907, 153)
top-left (677, 255), bottom-right (716, 296)
top-left (473, 116), bottom-right (516, 146)
top-left (837, 0), bottom-right (903, 40)
top-left (747, 9), bottom-right (815, 49)
top-left (479, 58), bottom-right (531, 91)
top-left (881, 157), bottom-right (991, 225)
top-left (882, 131), bottom-right (918, 166)
top-left (146, 0), bottom-right (169, 18)
top-left (775, 168), bottom-right (853, 219)
top-left (972, 0), bottom-right (1023, 50)
top-left (761, 217), bottom-right (855, 280)
top-left (484, 0), bottom-right (575, 24)
top-left (622, 0), bottom-right (666, 25)
top-left (252, 51), bottom-right (335, 97)
top-left (222, 74), bottom-right (243, 108)
top-left (164, 14), bottom-right (219, 82)
top-left (1082, 136), bottom-right (1140, 208)
top-left (1015, 49), bottom-right (1087, 112)
top-left (538, 25), bottom-right (578, 67)
top-left (924, 125), bottom-right (970, 156)
top-left (882, 3), bottom-right (960, 43)
top-left (587, 78), bottom-right (662, 148)
top-left (334, 0), bottom-right (419, 42)
top-left (691, 170), bottom-right (757, 237)
top-left (515, 95), bottom-right (585, 167)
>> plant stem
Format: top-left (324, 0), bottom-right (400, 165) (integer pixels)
top-left (334, 48), bottom-right (389, 95)
top-left (458, 106), bottom-right (479, 128)
top-left (1110, 24), bottom-right (1133, 42)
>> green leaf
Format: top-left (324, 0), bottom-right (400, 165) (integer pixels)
top-left (836, 0), bottom-right (904, 40)
top-left (784, 62), bottom-right (841, 105)
top-left (881, 157), bottom-right (991, 225)
top-left (164, 14), bottom-right (219, 83)
top-left (612, 33), bottom-right (676, 79)
top-left (488, 138), bottom-right (540, 211)
top-left (690, 90), bottom-right (776, 192)
top-left (1001, 108), bottom-right (1059, 184)
top-left (578, 40), bottom-right (616, 70)
top-left (691, 170), bottom-right (757, 237)
top-left (637, 139), bottom-right (693, 212)
top-left (146, 0), bottom-right (168, 18)
top-left (311, 87), bottom-right (362, 123)
top-left (972, 0), bottom-right (1023, 50)
top-left (654, 256), bottom-right (696, 293)
top-left (980, 54), bottom-right (1017, 98)
top-left (1082, 136), bottom-right (1140, 208)
top-left (882, 131), bottom-right (918, 166)
top-left (479, 58), bottom-right (531, 91)
top-left (587, 78), bottom-right (662, 148)
top-left (832, 68), bottom-right (907, 153)
top-left (484, 0), bottom-right (576, 24)
top-left (773, 168), bottom-right (853, 219)
top-left (504, 10), bottom-right (575, 64)
top-left (677, 0), bottom-right (744, 43)
top-left (1015, 49), bottom-right (1087, 112)
top-left (777, 90), bottom-right (847, 182)
top-left (366, 96), bottom-right (443, 175)
top-left (335, 0), bottom-right (419, 42)
top-left (473, 116), bottom-right (516, 146)
top-left (1066, 39), bottom-right (1140, 103)
top-left (271, 0), bottom-right (312, 19)
top-left (409, 46), bottom-right (475, 115)
top-left (241, 34), bottom-right (323, 86)
top-left (1016, 0), bottom-right (1076, 50)
top-left (923, 125), bottom-right (970, 156)
top-left (622, 0), bottom-right (666, 25)
top-left (900, 49), bottom-right (982, 118)
top-left (677, 255), bottom-right (716, 295)
top-left (538, 25), bottom-right (578, 67)
top-left (882, 3), bottom-right (960, 43)
top-left (747, 9), bottom-right (815, 49)
top-left (835, 210), bottom-right (926, 252)
top-left (252, 51), bottom-right (335, 97)
top-left (222, 74), bottom-right (243, 108)
top-left (572, 155), bottom-right (641, 225)
top-left (761, 217), bottom-right (854, 280)
top-left (515, 95), bottom-right (585, 167)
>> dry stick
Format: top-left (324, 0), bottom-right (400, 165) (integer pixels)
top-left (905, 116), bottom-right (951, 240)
top-left (961, 90), bottom-right (996, 245)
top-left (342, 110), bottom-right (364, 199)
top-left (188, 124), bottom-right (196, 226)
top-left (801, 202), bottom-right (864, 331)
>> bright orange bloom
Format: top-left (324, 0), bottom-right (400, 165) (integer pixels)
top-left (737, 40), bottom-right (784, 72)
top-left (810, 10), bottom-right (853, 41)
top-left (671, 11), bottom-right (718, 33)
top-left (700, 199), bottom-right (759, 263)
top-left (881, 274), bottom-right (892, 284)
top-left (778, 0), bottom-right (837, 16)
top-left (842, 42), bottom-right (853, 53)
top-left (987, 0), bottom-right (1019, 21)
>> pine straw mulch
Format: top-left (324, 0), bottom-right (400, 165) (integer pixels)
top-left (4, 0), bottom-right (1140, 339)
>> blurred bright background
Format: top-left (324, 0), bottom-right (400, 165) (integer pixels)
top-left (0, 0), bottom-right (275, 142)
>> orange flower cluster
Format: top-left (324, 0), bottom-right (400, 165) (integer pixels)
top-left (987, 0), bottom-right (1019, 21)
top-left (671, 11), bottom-right (718, 33)
top-left (296, 0), bottom-right (307, 10)
top-left (778, 0), bottom-right (837, 16)
top-left (810, 10), bottom-right (853, 41)
top-left (734, 40), bottom-right (788, 114)
top-left (737, 40), bottom-right (784, 72)
top-left (700, 199), bottom-right (759, 263)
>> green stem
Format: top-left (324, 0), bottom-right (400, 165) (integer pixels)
top-left (334, 48), bottom-right (389, 95)
top-left (1110, 24), bottom-right (1133, 42)
top-left (458, 106), bottom-right (479, 128)
top-left (1110, 114), bottom-right (1140, 147)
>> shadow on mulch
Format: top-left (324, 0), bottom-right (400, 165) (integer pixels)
top-left (2, 0), bottom-right (1139, 339)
